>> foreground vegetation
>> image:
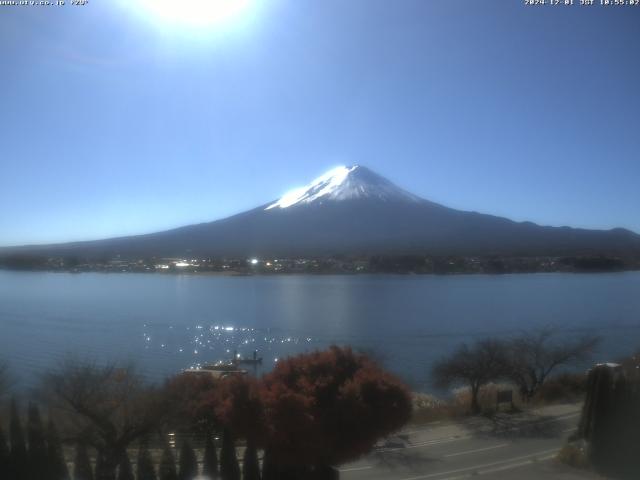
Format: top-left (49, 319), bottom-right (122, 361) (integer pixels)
top-left (0, 330), bottom-right (624, 480)
top-left (430, 329), bottom-right (599, 415)
top-left (0, 347), bottom-right (412, 480)
top-left (411, 372), bottom-right (588, 424)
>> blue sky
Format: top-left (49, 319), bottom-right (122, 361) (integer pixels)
top-left (1, 1), bottom-right (639, 246)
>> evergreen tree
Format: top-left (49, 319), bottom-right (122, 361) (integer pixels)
top-left (116, 451), bottom-right (134, 480)
top-left (9, 398), bottom-right (28, 480)
top-left (136, 441), bottom-right (156, 480)
top-left (260, 450), bottom-right (277, 480)
top-left (312, 465), bottom-right (339, 480)
top-left (27, 403), bottom-right (48, 480)
top-left (46, 420), bottom-right (70, 480)
top-left (74, 443), bottom-right (94, 480)
top-left (95, 451), bottom-right (105, 480)
top-left (242, 442), bottom-right (260, 480)
top-left (178, 440), bottom-right (198, 480)
top-left (94, 447), bottom-right (124, 480)
top-left (0, 423), bottom-right (9, 480)
top-left (202, 435), bottom-right (218, 479)
top-left (158, 443), bottom-right (177, 480)
top-left (219, 429), bottom-right (240, 480)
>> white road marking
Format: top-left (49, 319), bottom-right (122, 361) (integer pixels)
top-left (394, 411), bottom-right (580, 449)
top-left (382, 435), bottom-right (472, 452)
top-left (475, 453), bottom-right (556, 475)
top-left (339, 465), bottom-right (373, 472)
top-left (341, 442), bottom-right (510, 472)
top-left (384, 412), bottom-right (579, 452)
top-left (343, 411), bottom-right (579, 477)
top-left (403, 410), bottom-right (580, 435)
top-left (443, 443), bottom-right (509, 458)
top-left (437, 453), bottom-right (557, 480)
top-left (397, 448), bottom-right (559, 480)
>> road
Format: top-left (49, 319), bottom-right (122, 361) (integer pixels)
top-left (339, 403), bottom-right (602, 480)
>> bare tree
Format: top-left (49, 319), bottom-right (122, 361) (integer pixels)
top-left (506, 328), bottom-right (599, 401)
top-left (432, 339), bottom-right (509, 414)
top-left (40, 359), bottom-right (167, 480)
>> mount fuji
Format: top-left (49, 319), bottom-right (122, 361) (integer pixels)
top-left (264, 165), bottom-right (422, 209)
top-left (3, 165), bottom-right (640, 258)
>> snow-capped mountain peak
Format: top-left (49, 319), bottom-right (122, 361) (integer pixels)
top-left (265, 165), bottom-right (421, 210)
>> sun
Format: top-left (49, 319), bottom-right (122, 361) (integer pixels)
top-left (134, 0), bottom-right (252, 28)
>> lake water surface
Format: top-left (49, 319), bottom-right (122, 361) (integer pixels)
top-left (1, 270), bottom-right (639, 391)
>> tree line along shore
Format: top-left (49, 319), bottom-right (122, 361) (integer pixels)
top-left (1, 253), bottom-right (638, 274)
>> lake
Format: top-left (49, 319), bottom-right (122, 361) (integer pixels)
top-left (1, 270), bottom-right (639, 391)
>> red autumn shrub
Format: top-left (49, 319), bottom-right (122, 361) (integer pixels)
top-left (215, 375), bottom-right (266, 443)
top-left (164, 372), bottom-right (220, 433)
top-left (261, 346), bottom-right (412, 467)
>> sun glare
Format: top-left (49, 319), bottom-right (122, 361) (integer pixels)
top-left (135, 0), bottom-right (252, 28)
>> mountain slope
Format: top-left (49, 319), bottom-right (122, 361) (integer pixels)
top-left (3, 166), bottom-right (640, 258)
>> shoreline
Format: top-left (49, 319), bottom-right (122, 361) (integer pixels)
top-left (1, 267), bottom-right (639, 276)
